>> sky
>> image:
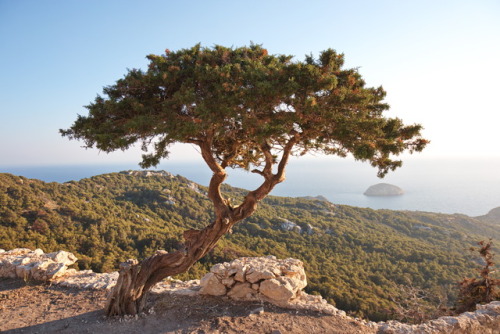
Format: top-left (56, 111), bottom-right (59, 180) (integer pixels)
top-left (1, 0), bottom-right (499, 168)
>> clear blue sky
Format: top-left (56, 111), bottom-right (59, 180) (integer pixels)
top-left (1, 0), bottom-right (499, 167)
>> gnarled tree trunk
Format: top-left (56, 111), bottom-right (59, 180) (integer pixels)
top-left (106, 137), bottom-right (297, 316)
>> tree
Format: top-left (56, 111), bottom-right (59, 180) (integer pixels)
top-left (61, 44), bottom-right (428, 316)
top-left (456, 240), bottom-right (500, 312)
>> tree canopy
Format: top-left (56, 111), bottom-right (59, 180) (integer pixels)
top-left (61, 44), bottom-right (428, 178)
top-left (60, 44), bottom-right (429, 316)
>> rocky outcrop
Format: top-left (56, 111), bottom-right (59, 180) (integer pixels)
top-left (279, 219), bottom-right (302, 232)
top-left (121, 170), bottom-right (173, 178)
top-left (0, 248), bottom-right (118, 289)
top-left (0, 248), bottom-right (77, 281)
top-left (364, 183), bottom-right (404, 196)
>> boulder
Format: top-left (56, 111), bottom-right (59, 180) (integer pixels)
top-left (227, 282), bottom-right (256, 300)
top-left (260, 278), bottom-right (296, 302)
top-left (46, 251), bottom-right (77, 266)
top-left (246, 268), bottom-right (276, 283)
top-left (199, 272), bottom-right (227, 296)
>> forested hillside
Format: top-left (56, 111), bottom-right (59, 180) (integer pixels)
top-left (1, 171), bottom-right (498, 321)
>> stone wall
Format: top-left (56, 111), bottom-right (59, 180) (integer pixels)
top-left (198, 256), bottom-right (349, 317)
top-left (0, 248), bottom-right (118, 289)
top-left (1, 248), bottom-right (499, 333)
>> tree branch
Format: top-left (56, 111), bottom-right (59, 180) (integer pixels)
top-left (260, 141), bottom-right (274, 179)
top-left (275, 132), bottom-right (300, 182)
top-left (232, 135), bottom-right (299, 221)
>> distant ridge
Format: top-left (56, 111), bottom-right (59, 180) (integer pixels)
top-left (476, 206), bottom-right (500, 224)
top-left (297, 195), bottom-right (330, 202)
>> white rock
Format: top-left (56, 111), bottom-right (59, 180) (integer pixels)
top-left (4, 248), bottom-right (31, 255)
top-left (221, 276), bottom-right (235, 287)
top-left (199, 272), bottom-right (226, 296)
top-left (32, 249), bottom-right (44, 256)
top-left (46, 251), bottom-right (77, 266)
top-left (45, 262), bottom-right (68, 279)
top-left (227, 282), bottom-right (256, 300)
top-left (210, 263), bottom-right (228, 277)
top-left (234, 264), bottom-right (249, 282)
top-left (246, 268), bottom-right (275, 283)
top-left (259, 278), bottom-right (295, 302)
top-left (15, 265), bottom-right (32, 279)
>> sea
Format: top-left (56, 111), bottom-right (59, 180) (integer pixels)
top-left (2, 157), bottom-right (500, 217)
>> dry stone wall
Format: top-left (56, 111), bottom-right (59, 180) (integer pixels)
top-left (0, 248), bottom-right (118, 290)
top-left (1, 248), bottom-right (499, 333)
top-left (198, 256), bottom-right (348, 317)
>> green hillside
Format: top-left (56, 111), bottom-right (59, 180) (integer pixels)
top-left (1, 171), bottom-right (498, 321)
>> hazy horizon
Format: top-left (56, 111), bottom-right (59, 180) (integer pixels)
top-left (2, 156), bottom-right (499, 217)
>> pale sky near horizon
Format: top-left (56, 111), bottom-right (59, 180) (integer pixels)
top-left (1, 0), bottom-right (499, 168)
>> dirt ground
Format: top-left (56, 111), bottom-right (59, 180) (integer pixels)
top-left (0, 277), bottom-right (375, 334)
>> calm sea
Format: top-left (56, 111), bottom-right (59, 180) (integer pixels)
top-left (2, 157), bottom-right (499, 217)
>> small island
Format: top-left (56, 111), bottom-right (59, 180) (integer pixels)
top-left (364, 183), bottom-right (404, 196)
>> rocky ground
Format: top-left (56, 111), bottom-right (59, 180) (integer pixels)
top-left (0, 277), bottom-right (373, 334)
top-left (2, 248), bottom-right (500, 333)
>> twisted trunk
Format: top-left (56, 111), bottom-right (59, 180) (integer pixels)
top-left (106, 137), bottom-right (297, 316)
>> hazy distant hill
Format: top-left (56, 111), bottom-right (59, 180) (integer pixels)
top-left (476, 207), bottom-right (500, 225)
top-left (1, 171), bottom-right (499, 321)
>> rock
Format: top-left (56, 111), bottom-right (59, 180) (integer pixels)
top-left (376, 301), bottom-right (500, 333)
top-left (249, 306), bottom-right (265, 315)
top-left (364, 183), bottom-right (404, 196)
top-left (46, 251), bottom-right (78, 266)
top-left (234, 264), bottom-right (248, 282)
top-left (210, 263), bottom-right (228, 277)
top-left (221, 276), bottom-right (235, 287)
top-left (32, 248), bottom-right (44, 256)
top-left (260, 278), bottom-right (295, 302)
top-left (1, 248), bottom-right (77, 282)
top-left (3, 248), bottom-right (500, 333)
top-left (31, 261), bottom-right (51, 280)
top-left (280, 219), bottom-right (302, 233)
top-left (227, 282), bottom-right (256, 300)
top-left (45, 262), bottom-right (69, 279)
top-left (200, 256), bottom-right (308, 307)
top-left (199, 272), bottom-right (227, 296)
top-left (15, 265), bottom-right (32, 279)
top-left (5, 248), bottom-right (32, 255)
top-left (246, 268), bottom-right (276, 283)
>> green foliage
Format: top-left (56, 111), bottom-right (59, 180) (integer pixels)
top-left (61, 44), bottom-right (427, 176)
top-left (1, 171), bottom-right (499, 321)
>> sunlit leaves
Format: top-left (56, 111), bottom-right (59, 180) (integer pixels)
top-left (61, 44), bottom-right (427, 176)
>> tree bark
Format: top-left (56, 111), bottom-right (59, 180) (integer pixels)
top-left (105, 137), bottom-right (297, 316)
